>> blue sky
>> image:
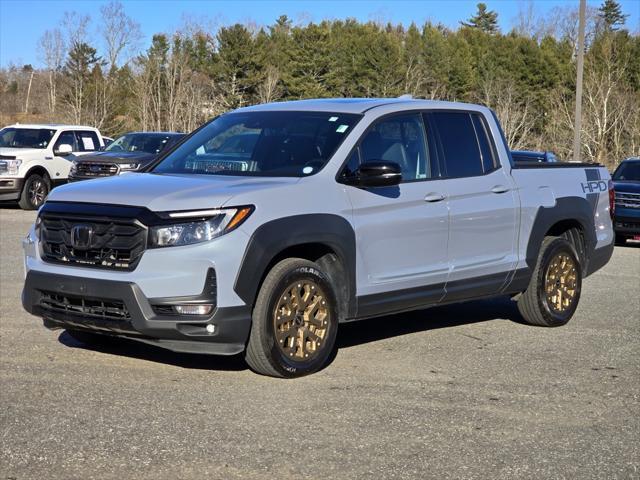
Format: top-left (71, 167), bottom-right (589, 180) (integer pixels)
top-left (1, 0), bottom-right (638, 67)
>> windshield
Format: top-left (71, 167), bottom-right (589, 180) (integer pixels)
top-left (151, 111), bottom-right (361, 177)
top-left (106, 133), bottom-right (180, 154)
top-left (0, 128), bottom-right (56, 149)
top-left (613, 161), bottom-right (640, 181)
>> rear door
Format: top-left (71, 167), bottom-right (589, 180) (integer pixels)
top-left (342, 112), bottom-right (449, 313)
top-left (425, 111), bottom-right (518, 300)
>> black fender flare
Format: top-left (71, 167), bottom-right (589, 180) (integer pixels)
top-left (233, 214), bottom-right (357, 318)
top-left (525, 196), bottom-right (597, 272)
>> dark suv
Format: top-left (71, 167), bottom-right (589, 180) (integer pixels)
top-left (69, 132), bottom-right (184, 181)
top-left (612, 157), bottom-right (640, 245)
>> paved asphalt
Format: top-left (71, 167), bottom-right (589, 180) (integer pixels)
top-left (1, 207), bottom-right (638, 480)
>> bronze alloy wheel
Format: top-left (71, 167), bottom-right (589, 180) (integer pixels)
top-left (28, 179), bottom-right (47, 207)
top-left (544, 252), bottom-right (578, 313)
top-left (273, 280), bottom-right (330, 361)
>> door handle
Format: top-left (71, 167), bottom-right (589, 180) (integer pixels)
top-left (424, 192), bottom-right (446, 203)
top-left (491, 185), bottom-right (510, 194)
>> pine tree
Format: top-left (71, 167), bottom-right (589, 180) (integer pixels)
top-left (461, 3), bottom-right (499, 34)
top-left (598, 0), bottom-right (628, 31)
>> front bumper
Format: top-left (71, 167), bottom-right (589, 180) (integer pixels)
top-left (22, 270), bottom-right (252, 355)
top-left (0, 177), bottom-right (24, 201)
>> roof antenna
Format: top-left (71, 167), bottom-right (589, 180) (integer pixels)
top-left (397, 94), bottom-right (413, 99)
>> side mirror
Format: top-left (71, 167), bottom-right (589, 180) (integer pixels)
top-left (344, 161), bottom-right (402, 187)
top-left (54, 144), bottom-right (73, 156)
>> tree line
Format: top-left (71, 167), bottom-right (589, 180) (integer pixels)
top-left (0, 0), bottom-right (638, 169)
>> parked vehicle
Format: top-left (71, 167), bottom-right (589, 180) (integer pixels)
top-left (611, 157), bottom-right (640, 245)
top-left (511, 150), bottom-right (558, 163)
top-left (0, 124), bottom-right (104, 209)
top-left (22, 98), bottom-right (615, 377)
top-left (68, 132), bottom-right (185, 181)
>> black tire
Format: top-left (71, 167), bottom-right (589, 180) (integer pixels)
top-left (19, 173), bottom-right (50, 210)
top-left (245, 258), bottom-right (339, 378)
top-left (615, 234), bottom-right (627, 246)
top-left (65, 329), bottom-right (113, 346)
top-left (517, 236), bottom-right (582, 327)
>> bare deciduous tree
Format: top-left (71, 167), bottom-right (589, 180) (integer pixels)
top-left (479, 77), bottom-right (537, 150)
top-left (257, 65), bottom-right (282, 103)
top-left (37, 29), bottom-right (65, 115)
top-left (99, 0), bottom-right (142, 70)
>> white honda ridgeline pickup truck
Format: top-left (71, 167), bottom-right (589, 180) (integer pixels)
top-left (22, 99), bottom-right (615, 378)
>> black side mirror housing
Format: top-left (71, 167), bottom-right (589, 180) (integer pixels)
top-left (343, 161), bottom-right (402, 187)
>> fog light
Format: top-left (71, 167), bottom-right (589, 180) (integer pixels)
top-left (173, 304), bottom-right (213, 315)
top-left (205, 324), bottom-right (216, 334)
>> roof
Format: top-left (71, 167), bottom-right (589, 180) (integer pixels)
top-left (4, 123), bottom-right (99, 130)
top-left (235, 97), bottom-right (485, 115)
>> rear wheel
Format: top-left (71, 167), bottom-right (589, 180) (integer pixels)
top-left (245, 258), bottom-right (338, 378)
top-left (19, 173), bottom-right (50, 210)
top-left (517, 236), bottom-right (582, 327)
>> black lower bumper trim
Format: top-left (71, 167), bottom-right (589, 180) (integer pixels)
top-left (23, 270), bottom-right (251, 356)
top-left (586, 242), bottom-right (614, 276)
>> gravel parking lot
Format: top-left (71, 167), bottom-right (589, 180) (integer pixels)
top-left (1, 207), bottom-right (638, 480)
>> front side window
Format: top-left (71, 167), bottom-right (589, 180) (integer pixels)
top-left (356, 113), bottom-right (430, 182)
top-left (0, 128), bottom-right (56, 149)
top-left (152, 111), bottom-right (360, 177)
top-left (54, 131), bottom-right (77, 152)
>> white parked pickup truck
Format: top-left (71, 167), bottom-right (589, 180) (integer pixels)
top-left (0, 124), bottom-right (104, 209)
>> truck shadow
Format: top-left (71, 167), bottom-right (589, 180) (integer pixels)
top-left (58, 295), bottom-right (523, 372)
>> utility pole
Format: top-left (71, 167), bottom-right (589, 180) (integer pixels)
top-left (573, 0), bottom-right (586, 162)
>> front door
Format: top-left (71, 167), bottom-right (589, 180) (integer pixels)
top-left (342, 113), bottom-right (449, 315)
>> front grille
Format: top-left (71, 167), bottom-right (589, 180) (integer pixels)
top-left (39, 290), bottom-right (130, 320)
top-left (75, 162), bottom-right (119, 177)
top-left (615, 220), bottom-right (640, 230)
top-left (615, 192), bottom-right (640, 209)
top-left (39, 290), bottom-right (136, 334)
top-left (40, 215), bottom-right (147, 270)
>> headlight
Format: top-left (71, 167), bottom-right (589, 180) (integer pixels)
top-left (2, 159), bottom-right (22, 175)
top-left (119, 163), bottom-right (140, 171)
top-left (149, 206), bottom-right (253, 248)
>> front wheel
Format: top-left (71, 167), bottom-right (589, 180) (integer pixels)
top-left (517, 237), bottom-right (582, 327)
top-left (245, 258), bottom-right (339, 378)
top-left (18, 173), bottom-right (50, 210)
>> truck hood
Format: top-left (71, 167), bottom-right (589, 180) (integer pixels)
top-left (0, 147), bottom-right (43, 158)
top-left (47, 172), bottom-right (300, 211)
top-left (77, 151), bottom-right (157, 165)
top-left (613, 180), bottom-right (640, 194)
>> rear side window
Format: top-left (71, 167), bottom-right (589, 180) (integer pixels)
top-left (427, 111), bottom-right (496, 178)
top-left (75, 131), bottom-right (100, 151)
